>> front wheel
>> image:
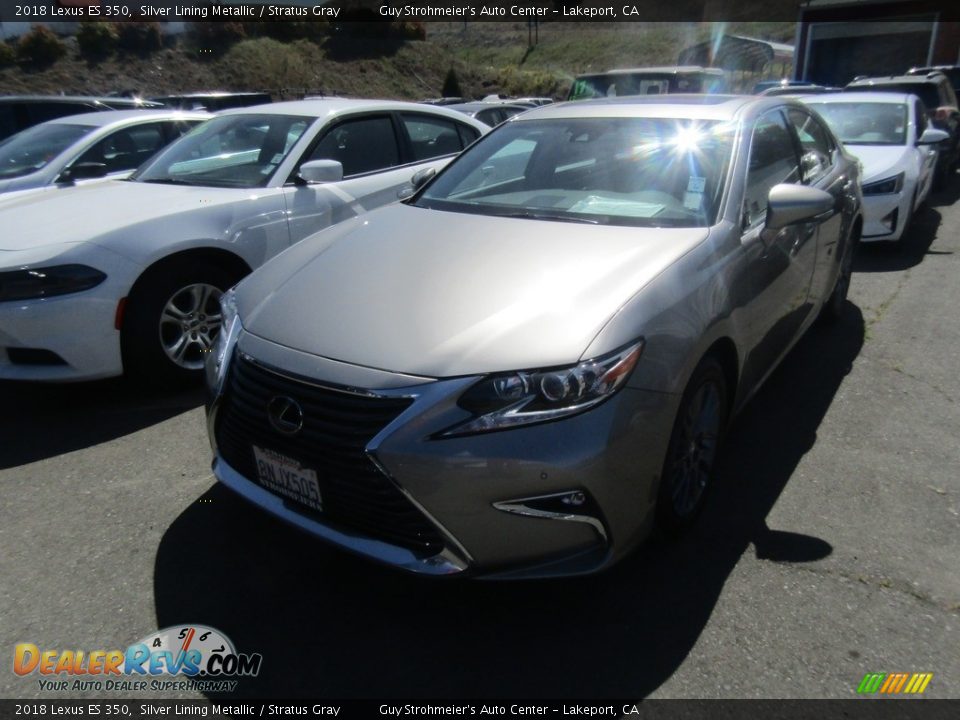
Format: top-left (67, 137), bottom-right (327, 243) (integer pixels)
top-left (655, 356), bottom-right (728, 535)
top-left (821, 226), bottom-right (857, 323)
top-left (122, 261), bottom-right (240, 386)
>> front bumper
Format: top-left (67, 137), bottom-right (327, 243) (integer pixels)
top-left (861, 189), bottom-right (911, 242)
top-left (207, 336), bottom-right (678, 579)
top-left (0, 289), bottom-right (123, 381)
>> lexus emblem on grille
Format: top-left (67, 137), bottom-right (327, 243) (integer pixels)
top-left (267, 396), bottom-right (304, 435)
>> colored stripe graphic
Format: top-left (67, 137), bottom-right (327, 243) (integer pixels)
top-left (858, 672), bottom-right (933, 694)
top-left (858, 673), bottom-right (885, 694)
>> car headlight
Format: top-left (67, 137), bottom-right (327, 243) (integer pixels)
top-left (0, 264), bottom-right (106, 302)
top-left (205, 287), bottom-right (240, 393)
top-left (443, 340), bottom-right (644, 436)
top-left (862, 172), bottom-right (904, 196)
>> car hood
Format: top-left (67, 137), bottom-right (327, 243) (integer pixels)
top-left (238, 203), bottom-right (709, 378)
top-left (0, 180), bottom-right (248, 252)
top-left (844, 145), bottom-right (910, 184)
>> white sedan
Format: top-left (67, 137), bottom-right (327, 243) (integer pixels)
top-left (803, 92), bottom-right (948, 243)
top-left (0, 109), bottom-right (210, 196)
top-left (0, 99), bottom-right (487, 383)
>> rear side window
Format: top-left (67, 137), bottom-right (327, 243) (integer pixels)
top-left (401, 114), bottom-right (464, 160)
top-left (457, 124), bottom-right (480, 146)
top-left (75, 123), bottom-right (169, 173)
top-left (309, 115), bottom-right (400, 177)
top-left (744, 111), bottom-right (801, 229)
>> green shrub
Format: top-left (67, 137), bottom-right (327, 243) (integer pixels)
top-left (394, 22), bottom-right (426, 41)
top-left (77, 22), bottom-right (118, 59)
top-left (441, 67), bottom-right (462, 97)
top-left (16, 25), bottom-right (67, 67)
top-left (116, 21), bottom-right (162, 54)
top-left (0, 41), bottom-right (15, 68)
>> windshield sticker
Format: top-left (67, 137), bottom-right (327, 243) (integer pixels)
top-left (683, 192), bottom-right (703, 211)
top-left (569, 195), bottom-right (665, 217)
top-left (687, 176), bottom-right (706, 193)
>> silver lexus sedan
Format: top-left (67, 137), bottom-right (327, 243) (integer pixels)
top-left (205, 96), bottom-right (862, 578)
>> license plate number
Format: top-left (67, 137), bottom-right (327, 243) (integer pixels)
top-left (252, 446), bottom-right (322, 512)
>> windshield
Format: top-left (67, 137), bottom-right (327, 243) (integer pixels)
top-left (415, 117), bottom-right (734, 228)
top-left (134, 114), bottom-right (311, 188)
top-left (0, 123), bottom-right (94, 179)
top-left (807, 102), bottom-right (908, 145)
top-left (568, 73), bottom-right (725, 100)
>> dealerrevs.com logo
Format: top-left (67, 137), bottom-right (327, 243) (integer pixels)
top-left (14, 625), bottom-right (262, 693)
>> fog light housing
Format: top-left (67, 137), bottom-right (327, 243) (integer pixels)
top-left (880, 207), bottom-right (898, 232)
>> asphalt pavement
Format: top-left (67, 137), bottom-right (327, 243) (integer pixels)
top-left (1, 177), bottom-right (958, 700)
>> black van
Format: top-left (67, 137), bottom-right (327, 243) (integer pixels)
top-left (0, 96), bottom-right (163, 142)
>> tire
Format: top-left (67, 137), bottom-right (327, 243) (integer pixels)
top-left (121, 260), bottom-right (240, 387)
top-left (821, 225), bottom-right (857, 324)
top-left (932, 158), bottom-right (950, 192)
top-left (655, 355), bottom-right (729, 536)
top-left (893, 191), bottom-right (916, 252)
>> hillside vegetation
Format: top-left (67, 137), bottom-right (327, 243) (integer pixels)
top-left (0, 21), bottom-right (795, 101)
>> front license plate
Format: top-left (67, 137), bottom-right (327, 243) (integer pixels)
top-left (252, 445), bottom-right (322, 512)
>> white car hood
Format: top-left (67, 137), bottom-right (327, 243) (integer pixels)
top-left (845, 145), bottom-right (911, 184)
top-left (0, 180), bottom-right (249, 252)
top-left (238, 203), bottom-right (709, 377)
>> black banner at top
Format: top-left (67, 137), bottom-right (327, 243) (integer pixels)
top-left (1, 0), bottom-right (960, 23)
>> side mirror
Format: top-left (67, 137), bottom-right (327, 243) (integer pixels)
top-left (918, 127), bottom-right (949, 145)
top-left (765, 184), bottom-right (834, 230)
top-left (57, 162), bottom-right (108, 184)
top-left (398, 166), bottom-right (437, 200)
top-left (298, 159), bottom-right (343, 184)
top-left (410, 166), bottom-right (436, 191)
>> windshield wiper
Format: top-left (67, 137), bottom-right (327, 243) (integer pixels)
top-left (500, 211), bottom-right (600, 225)
top-left (138, 178), bottom-right (198, 186)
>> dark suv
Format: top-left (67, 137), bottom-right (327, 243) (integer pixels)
top-left (0, 96), bottom-right (163, 142)
top-left (845, 72), bottom-right (960, 188)
top-left (907, 65), bottom-right (960, 94)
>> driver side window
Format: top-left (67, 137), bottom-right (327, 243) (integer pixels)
top-left (306, 115), bottom-right (400, 178)
top-left (743, 111), bottom-right (801, 230)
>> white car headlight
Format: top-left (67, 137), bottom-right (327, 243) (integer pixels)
top-left (205, 287), bottom-right (240, 393)
top-left (862, 172), bottom-right (904, 196)
top-left (443, 340), bottom-right (644, 436)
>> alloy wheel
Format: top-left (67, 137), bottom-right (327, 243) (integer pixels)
top-left (669, 379), bottom-right (722, 517)
top-left (158, 283), bottom-right (223, 370)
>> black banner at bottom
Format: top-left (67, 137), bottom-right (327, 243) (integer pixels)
top-left (1, 700), bottom-right (959, 720)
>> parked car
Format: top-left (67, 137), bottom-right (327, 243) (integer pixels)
top-left (753, 79), bottom-right (819, 94)
top-left (803, 92), bottom-right (947, 244)
top-left (0, 110), bottom-right (209, 197)
top-left (906, 65), bottom-right (960, 94)
top-left (445, 102), bottom-right (530, 127)
top-left (204, 95), bottom-right (862, 578)
top-left (760, 84), bottom-right (837, 97)
top-left (0, 99), bottom-right (487, 383)
top-left (845, 73), bottom-right (960, 187)
top-left (567, 66), bottom-right (728, 101)
top-left (149, 92), bottom-right (273, 112)
top-left (479, 95), bottom-right (554, 108)
top-left (0, 95), bottom-right (164, 142)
